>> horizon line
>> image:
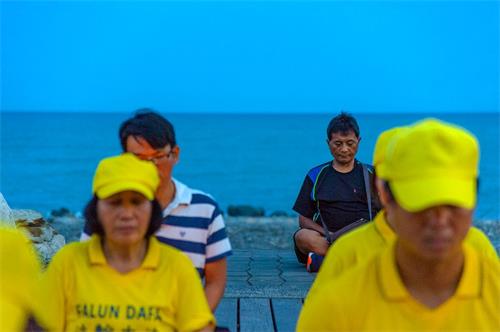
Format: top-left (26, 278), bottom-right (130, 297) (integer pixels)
top-left (2, 109), bottom-right (499, 115)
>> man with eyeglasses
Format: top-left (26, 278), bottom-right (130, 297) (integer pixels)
top-left (82, 109), bottom-right (231, 312)
top-left (292, 112), bottom-right (381, 272)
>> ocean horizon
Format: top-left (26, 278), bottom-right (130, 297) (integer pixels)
top-left (1, 111), bottom-right (499, 221)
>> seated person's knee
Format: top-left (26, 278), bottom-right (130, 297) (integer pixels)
top-left (295, 229), bottom-right (328, 254)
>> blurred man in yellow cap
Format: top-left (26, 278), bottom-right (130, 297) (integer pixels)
top-left (297, 119), bottom-right (500, 331)
top-left (305, 126), bottom-right (497, 299)
top-left (0, 226), bottom-right (43, 331)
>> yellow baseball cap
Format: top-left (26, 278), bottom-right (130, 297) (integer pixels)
top-left (372, 126), bottom-right (407, 179)
top-left (383, 118), bottom-right (479, 212)
top-left (92, 153), bottom-right (160, 200)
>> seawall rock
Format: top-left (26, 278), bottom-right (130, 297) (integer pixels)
top-left (13, 209), bottom-right (66, 265)
top-left (225, 216), bottom-right (297, 249)
top-left (48, 213), bottom-right (85, 243)
top-left (0, 193), bottom-right (15, 227)
top-left (227, 205), bottom-right (265, 217)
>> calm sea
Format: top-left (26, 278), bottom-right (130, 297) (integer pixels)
top-left (1, 112), bottom-right (499, 220)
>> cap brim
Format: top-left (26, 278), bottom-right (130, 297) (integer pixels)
top-left (391, 177), bottom-right (476, 212)
top-left (96, 181), bottom-right (155, 200)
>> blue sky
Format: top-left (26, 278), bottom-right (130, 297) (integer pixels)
top-left (1, 1), bottom-right (498, 113)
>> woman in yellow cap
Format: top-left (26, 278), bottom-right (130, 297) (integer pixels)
top-left (40, 153), bottom-right (215, 332)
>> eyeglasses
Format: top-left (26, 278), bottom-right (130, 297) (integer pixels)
top-left (135, 149), bottom-right (174, 164)
top-left (329, 139), bottom-right (358, 148)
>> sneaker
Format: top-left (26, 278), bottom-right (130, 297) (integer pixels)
top-left (306, 252), bottom-right (324, 273)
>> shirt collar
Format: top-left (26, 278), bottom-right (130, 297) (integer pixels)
top-left (88, 234), bottom-right (161, 270)
top-left (163, 178), bottom-right (192, 215)
top-left (88, 234), bottom-right (106, 265)
top-left (453, 244), bottom-right (481, 298)
top-left (373, 210), bottom-right (396, 244)
top-left (378, 242), bottom-right (482, 301)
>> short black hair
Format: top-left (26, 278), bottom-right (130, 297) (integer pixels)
top-left (83, 195), bottom-right (163, 238)
top-left (119, 108), bottom-right (176, 151)
top-left (326, 112), bottom-right (360, 140)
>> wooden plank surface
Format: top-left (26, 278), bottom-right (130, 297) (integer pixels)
top-left (272, 298), bottom-right (303, 332)
top-left (215, 250), bottom-right (315, 330)
top-left (215, 298), bottom-right (237, 332)
top-left (239, 298), bottom-right (275, 332)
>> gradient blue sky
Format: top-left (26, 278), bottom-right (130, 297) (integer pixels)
top-left (1, 1), bottom-right (498, 113)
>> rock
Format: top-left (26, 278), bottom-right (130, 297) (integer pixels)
top-left (270, 210), bottom-right (290, 217)
top-left (50, 207), bottom-right (72, 217)
top-left (225, 216), bottom-right (298, 249)
top-left (12, 209), bottom-right (43, 222)
top-left (51, 234), bottom-right (66, 250)
top-left (12, 209), bottom-right (65, 266)
top-left (33, 243), bottom-right (55, 265)
top-left (48, 215), bottom-right (85, 243)
top-left (33, 234), bottom-right (66, 264)
top-left (0, 193), bottom-right (15, 227)
top-left (227, 205), bottom-right (265, 217)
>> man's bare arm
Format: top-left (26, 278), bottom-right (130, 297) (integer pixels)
top-left (204, 258), bottom-right (227, 312)
top-left (299, 215), bottom-right (326, 235)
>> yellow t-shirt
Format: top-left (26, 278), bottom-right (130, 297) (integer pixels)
top-left (40, 235), bottom-right (215, 332)
top-left (297, 243), bottom-right (500, 331)
top-left (0, 227), bottom-right (42, 331)
top-left (309, 211), bottom-right (498, 298)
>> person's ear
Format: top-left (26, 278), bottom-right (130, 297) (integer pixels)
top-left (172, 145), bottom-right (180, 163)
top-left (375, 178), bottom-right (389, 207)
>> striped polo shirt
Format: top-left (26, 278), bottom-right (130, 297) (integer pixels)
top-left (156, 179), bottom-right (232, 277)
top-left (80, 179), bottom-right (232, 277)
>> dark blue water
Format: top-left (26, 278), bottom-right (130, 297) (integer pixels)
top-left (1, 112), bottom-right (499, 220)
